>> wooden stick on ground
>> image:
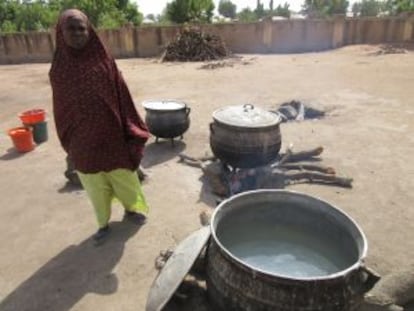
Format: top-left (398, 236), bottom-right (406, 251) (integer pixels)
top-left (282, 170), bottom-right (353, 188)
top-left (178, 154), bottom-right (229, 196)
top-left (285, 146), bottom-right (324, 162)
top-left (178, 153), bottom-right (216, 163)
top-left (279, 163), bottom-right (336, 175)
top-left (273, 146), bottom-right (324, 167)
top-left (277, 148), bottom-right (293, 166)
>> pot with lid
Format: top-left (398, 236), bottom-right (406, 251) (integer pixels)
top-left (210, 104), bottom-right (282, 168)
top-left (142, 100), bottom-right (191, 143)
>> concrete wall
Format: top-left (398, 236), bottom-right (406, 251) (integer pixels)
top-left (202, 22), bottom-right (266, 53)
top-left (1, 16), bottom-right (413, 64)
top-left (344, 18), bottom-right (407, 44)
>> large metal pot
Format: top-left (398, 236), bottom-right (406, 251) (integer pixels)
top-left (207, 190), bottom-right (380, 311)
top-left (142, 100), bottom-right (190, 141)
top-left (209, 104), bottom-right (282, 168)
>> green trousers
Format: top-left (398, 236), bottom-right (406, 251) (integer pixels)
top-left (78, 169), bottom-right (149, 228)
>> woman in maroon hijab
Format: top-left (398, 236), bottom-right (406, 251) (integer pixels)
top-left (50, 9), bottom-right (150, 245)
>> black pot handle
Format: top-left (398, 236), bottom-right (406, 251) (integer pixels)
top-left (356, 266), bottom-right (381, 294)
top-left (186, 107), bottom-right (191, 116)
top-left (243, 104), bottom-right (255, 112)
top-left (209, 122), bottom-right (215, 134)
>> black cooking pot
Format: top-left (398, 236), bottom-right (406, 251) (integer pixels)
top-left (210, 104), bottom-right (282, 168)
top-left (142, 100), bottom-right (190, 140)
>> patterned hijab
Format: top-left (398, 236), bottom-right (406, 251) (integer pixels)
top-left (49, 9), bottom-right (149, 172)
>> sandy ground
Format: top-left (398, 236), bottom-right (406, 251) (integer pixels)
top-left (0, 45), bottom-right (413, 311)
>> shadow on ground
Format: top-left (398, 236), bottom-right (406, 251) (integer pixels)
top-left (57, 181), bottom-right (84, 193)
top-left (141, 140), bottom-right (186, 168)
top-left (0, 221), bottom-right (142, 311)
top-left (0, 148), bottom-right (27, 160)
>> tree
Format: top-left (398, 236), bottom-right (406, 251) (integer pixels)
top-left (218, 0), bottom-right (236, 18)
top-left (237, 7), bottom-right (258, 22)
top-left (302, 0), bottom-right (349, 18)
top-left (273, 2), bottom-right (291, 18)
top-left (254, 0), bottom-right (266, 18)
top-left (167, 0), bottom-right (215, 23)
top-left (352, 0), bottom-right (385, 16)
top-left (329, 0), bottom-right (349, 14)
top-left (269, 0), bottom-right (274, 11)
top-left (392, 0), bottom-right (414, 13)
top-left (0, 0), bottom-right (143, 32)
top-left (146, 14), bottom-right (155, 21)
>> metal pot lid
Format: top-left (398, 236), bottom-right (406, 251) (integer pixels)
top-left (212, 104), bottom-right (281, 128)
top-left (145, 226), bottom-right (211, 311)
top-left (142, 100), bottom-right (186, 111)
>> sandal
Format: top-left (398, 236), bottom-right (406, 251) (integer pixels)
top-left (123, 211), bottom-right (147, 225)
top-left (93, 225), bottom-right (110, 245)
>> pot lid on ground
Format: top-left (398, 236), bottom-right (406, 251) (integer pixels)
top-left (212, 104), bottom-right (281, 128)
top-left (145, 226), bottom-right (211, 311)
top-left (142, 100), bottom-right (186, 111)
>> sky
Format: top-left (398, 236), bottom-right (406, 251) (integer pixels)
top-left (135, 0), bottom-right (357, 16)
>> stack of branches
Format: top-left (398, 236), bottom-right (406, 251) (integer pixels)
top-left (178, 146), bottom-right (353, 198)
top-left (161, 27), bottom-right (230, 62)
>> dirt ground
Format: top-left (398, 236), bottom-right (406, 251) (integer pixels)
top-left (0, 45), bottom-right (413, 311)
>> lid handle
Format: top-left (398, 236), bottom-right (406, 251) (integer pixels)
top-left (243, 104), bottom-right (254, 112)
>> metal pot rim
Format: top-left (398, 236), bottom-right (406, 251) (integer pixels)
top-left (142, 99), bottom-right (187, 111)
top-left (210, 189), bottom-right (369, 281)
top-left (212, 104), bottom-right (281, 128)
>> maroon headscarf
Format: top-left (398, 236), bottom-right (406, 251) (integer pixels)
top-left (50, 9), bottom-right (149, 173)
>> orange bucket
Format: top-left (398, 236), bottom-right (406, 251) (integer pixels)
top-left (18, 109), bottom-right (46, 125)
top-left (8, 127), bottom-right (35, 152)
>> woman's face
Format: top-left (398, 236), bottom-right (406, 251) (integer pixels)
top-left (62, 16), bottom-right (89, 50)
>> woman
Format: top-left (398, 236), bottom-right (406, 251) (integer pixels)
top-left (50, 9), bottom-right (150, 244)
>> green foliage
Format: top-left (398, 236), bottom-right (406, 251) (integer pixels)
top-left (146, 14), bottom-right (155, 21)
top-left (273, 2), bottom-right (291, 18)
top-left (1, 19), bottom-right (16, 32)
top-left (236, 1), bottom-right (291, 22)
top-left (351, 0), bottom-right (413, 16)
top-left (392, 0), bottom-right (414, 13)
top-left (0, 0), bottom-right (143, 33)
top-left (237, 7), bottom-right (257, 22)
top-left (254, 0), bottom-right (266, 18)
top-left (352, 0), bottom-right (386, 16)
top-left (218, 0), bottom-right (236, 18)
top-left (302, 0), bottom-right (349, 18)
top-left (166, 0), bottom-right (215, 24)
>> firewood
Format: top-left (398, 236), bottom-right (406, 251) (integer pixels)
top-left (287, 146), bottom-right (324, 162)
top-left (275, 146), bottom-right (324, 166)
top-left (281, 170), bottom-right (353, 188)
top-left (177, 146), bottom-right (352, 195)
top-left (161, 28), bottom-right (230, 62)
top-left (178, 153), bottom-right (216, 162)
top-left (201, 162), bottom-right (229, 197)
top-left (277, 148), bottom-right (293, 165)
top-left (279, 163), bottom-right (336, 174)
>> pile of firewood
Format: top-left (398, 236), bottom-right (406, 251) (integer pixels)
top-left (161, 28), bottom-right (230, 62)
top-left (178, 146), bottom-right (353, 198)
